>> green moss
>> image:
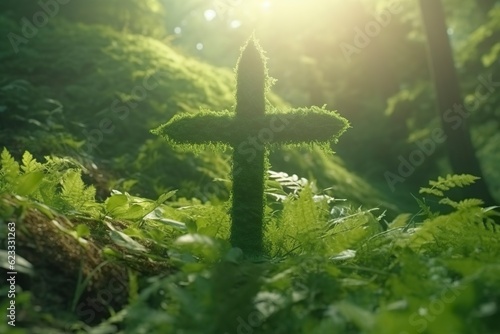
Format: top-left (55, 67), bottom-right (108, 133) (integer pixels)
top-left (154, 106), bottom-right (348, 146)
top-left (0, 17), bottom-right (248, 198)
top-left (0, 17), bottom-right (237, 156)
top-left (154, 38), bottom-right (349, 255)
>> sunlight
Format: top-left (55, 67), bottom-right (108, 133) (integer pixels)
top-left (230, 20), bottom-right (241, 29)
top-left (261, 1), bottom-right (272, 11)
top-left (204, 9), bottom-right (217, 21)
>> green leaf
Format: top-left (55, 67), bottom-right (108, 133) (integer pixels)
top-left (144, 216), bottom-right (187, 231)
top-left (419, 187), bottom-right (444, 197)
top-left (420, 174), bottom-right (480, 198)
top-left (1, 147), bottom-right (20, 184)
top-left (14, 172), bottom-right (44, 196)
top-left (439, 197), bottom-right (460, 209)
top-left (413, 195), bottom-right (435, 219)
top-left (115, 204), bottom-right (146, 220)
top-left (105, 194), bottom-right (129, 213)
top-left (61, 169), bottom-right (95, 210)
top-left (109, 230), bottom-right (147, 253)
top-left (155, 190), bottom-right (176, 205)
top-left (20, 151), bottom-right (42, 173)
top-left (75, 224), bottom-right (90, 238)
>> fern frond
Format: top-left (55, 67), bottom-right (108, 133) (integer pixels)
top-left (1, 147), bottom-right (20, 185)
top-left (61, 169), bottom-right (96, 211)
top-left (438, 197), bottom-right (460, 208)
top-left (447, 198), bottom-right (484, 210)
top-left (419, 174), bottom-right (479, 197)
top-left (457, 198), bottom-right (484, 210)
top-left (21, 151), bottom-right (43, 173)
top-left (268, 170), bottom-right (308, 192)
top-left (419, 187), bottom-right (444, 197)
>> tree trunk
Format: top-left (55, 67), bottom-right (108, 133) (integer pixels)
top-left (419, 0), bottom-right (497, 206)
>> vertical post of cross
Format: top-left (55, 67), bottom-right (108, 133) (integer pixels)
top-left (231, 39), bottom-right (267, 255)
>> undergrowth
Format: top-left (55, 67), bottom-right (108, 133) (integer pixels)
top-left (1, 149), bottom-right (499, 333)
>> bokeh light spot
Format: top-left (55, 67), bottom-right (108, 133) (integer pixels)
top-left (204, 9), bottom-right (217, 21)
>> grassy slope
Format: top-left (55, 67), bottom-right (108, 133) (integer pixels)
top-left (0, 16), bottom-right (393, 209)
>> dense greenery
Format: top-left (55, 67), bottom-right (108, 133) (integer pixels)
top-left (0, 11), bottom-right (383, 206)
top-left (1, 149), bottom-right (499, 333)
top-left (0, 0), bottom-right (499, 333)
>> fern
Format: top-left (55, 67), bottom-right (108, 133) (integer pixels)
top-left (0, 148), bottom-right (98, 215)
top-left (416, 174), bottom-right (490, 219)
top-left (0, 148), bottom-right (20, 190)
top-left (266, 170), bottom-right (309, 201)
top-left (419, 174), bottom-right (479, 197)
top-left (409, 174), bottom-right (499, 254)
top-left (438, 197), bottom-right (484, 210)
top-left (20, 151), bottom-right (43, 173)
top-left (60, 169), bottom-right (96, 212)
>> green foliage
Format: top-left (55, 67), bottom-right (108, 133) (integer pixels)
top-left (61, 170), bottom-right (97, 212)
top-left (0, 18), bottom-right (235, 153)
top-left (0, 79), bottom-right (83, 159)
top-left (0, 148), bottom-right (181, 223)
top-left (420, 174), bottom-right (480, 197)
top-left (1, 148), bottom-right (96, 214)
top-left (0, 15), bottom-right (239, 199)
top-left (458, 6), bottom-right (500, 202)
top-left (0, 0), bottom-right (168, 38)
top-left (458, 6), bottom-right (500, 68)
top-left (113, 172), bottom-right (499, 333)
top-left (104, 190), bottom-right (176, 221)
top-left (0, 12), bottom-right (384, 208)
top-left (1, 1), bottom-right (499, 331)
top-left (2, 145), bottom-right (500, 333)
top-left (417, 174), bottom-right (500, 225)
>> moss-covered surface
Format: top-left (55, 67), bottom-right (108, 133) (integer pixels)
top-left (154, 39), bottom-right (349, 255)
top-left (0, 16), bottom-right (393, 209)
top-left (0, 16), bottom-right (238, 199)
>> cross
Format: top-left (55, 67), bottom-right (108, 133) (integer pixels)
top-left (153, 38), bottom-right (348, 256)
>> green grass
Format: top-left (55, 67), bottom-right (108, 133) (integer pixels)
top-left (1, 150), bottom-right (499, 333)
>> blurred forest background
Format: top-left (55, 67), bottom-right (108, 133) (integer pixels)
top-left (1, 1), bottom-right (500, 333)
top-left (1, 0), bottom-right (499, 212)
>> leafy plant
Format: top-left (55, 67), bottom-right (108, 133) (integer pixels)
top-left (0, 148), bottom-right (98, 215)
top-left (417, 174), bottom-right (499, 224)
top-left (2, 148), bottom-right (500, 333)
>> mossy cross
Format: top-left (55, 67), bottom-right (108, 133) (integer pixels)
top-left (153, 38), bottom-right (348, 256)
